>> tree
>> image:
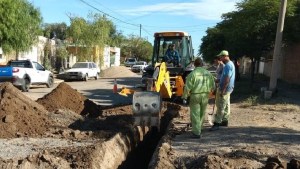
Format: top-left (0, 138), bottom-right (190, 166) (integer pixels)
top-left (199, 27), bottom-right (225, 63)
top-left (43, 40), bottom-right (52, 70)
top-left (0, 0), bottom-right (42, 57)
top-left (199, 0), bottom-right (300, 83)
top-left (56, 45), bottom-right (69, 70)
top-left (121, 35), bottom-right (152, 62)
top-left (67, 13), bottom-right (152, 64)
top-left (67, 13), bottom-right (115, 62)
top-left (284, 1), bottom-right (300, 44)
top-left (42, 23), bottom-right (68, 40)
top-left (199, 0), bottom-right (300, 63)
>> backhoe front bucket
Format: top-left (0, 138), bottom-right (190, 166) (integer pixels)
top-left (132, 91), bottom-right (162, 129)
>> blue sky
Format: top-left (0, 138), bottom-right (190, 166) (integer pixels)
top-left (31, 0), bottom-right (239, 54)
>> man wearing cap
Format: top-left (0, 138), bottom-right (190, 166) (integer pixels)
top-left (165, 44), bottom-right (180, 66)
top-left (210, 50), bottom-right (235, 131)
top-left (182, 58), bottom-right (215, 138)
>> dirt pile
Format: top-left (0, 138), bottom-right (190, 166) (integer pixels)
top-left (100, 66), bottom-right (139, 78)
top-left (0, 82), bottom-right (52, 138)
top-left (37, 82), bottom-right (101, 117)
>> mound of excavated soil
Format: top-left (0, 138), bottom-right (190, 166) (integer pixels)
top-left (0, 82), bottom-right (52, 138)
top-left (37, 82), bottom-right (101, 117)
top-left (100, 66), bottom-right (140, 78)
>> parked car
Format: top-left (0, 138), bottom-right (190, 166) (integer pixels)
top-left (0, 60), bottom-right (54, 92)
top-left (64, 62), bottom-right (100, 81)
top-left (124, 58), bottom-right (137, 67)
top-left (131, 61), bottom-right (148, 73)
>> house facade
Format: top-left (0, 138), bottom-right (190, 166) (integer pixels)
top-left (66, 45), bottom-right (120, 70)
top-left (0, 36), bottom-right (55, 65)
top-left (259, 44), bottom-right (300, 85)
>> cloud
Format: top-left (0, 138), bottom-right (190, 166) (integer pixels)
top-left (120, 0), bottom-right (238, 21)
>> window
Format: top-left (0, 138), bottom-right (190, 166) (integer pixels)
top-left (72, 63), bottom-right (88, 68)
top-left (8, 60), bottom-right (33, 68)
top-left (33, 62), bottom-right (45, 70)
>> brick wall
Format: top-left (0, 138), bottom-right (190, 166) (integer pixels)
top-left (282, 44), bottom-right (300, 85)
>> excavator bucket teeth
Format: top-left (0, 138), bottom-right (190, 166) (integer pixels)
top-left (132, 91), bottom-right (162, 129)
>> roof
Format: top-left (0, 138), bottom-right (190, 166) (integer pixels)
top-left (154, 31), bottom-right (189, 37)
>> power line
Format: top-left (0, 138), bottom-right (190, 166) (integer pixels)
top-left (125, 0), bottom-right (187, 22)
top-left (141, 27), bottom-right (152, 36)
top-left (78, 0), bottom-right (139, 27)
top-left (142, 23), bottom-right (216, 29)
top-left (89, 0), bottom-right (129, 20)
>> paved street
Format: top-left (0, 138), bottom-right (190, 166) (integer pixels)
top-left (24, 75), bottom-right (142, 106)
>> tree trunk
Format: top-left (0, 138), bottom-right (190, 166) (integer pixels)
top-left (16, 50), bottom-right (19, 60)
top-left (250, 57), bottom-right (255, 83)
top-left (255, 58), bottom-right (259, 74)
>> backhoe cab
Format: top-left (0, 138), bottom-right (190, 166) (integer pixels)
top-left (152, 31), bottom-right (194, 69)
top-left (121, 31), bottom-right (195, 130)
top-left (142, 31), bottom-right (195, 94)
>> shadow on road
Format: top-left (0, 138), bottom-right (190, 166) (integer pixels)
top-left (79, 77), bottom-right (142, 106)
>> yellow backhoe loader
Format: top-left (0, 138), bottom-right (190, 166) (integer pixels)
top-left (120, 31), bottom-right (195, 130)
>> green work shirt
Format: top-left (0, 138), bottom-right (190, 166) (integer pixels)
top-left (182, 67), bottom-right (215, 99)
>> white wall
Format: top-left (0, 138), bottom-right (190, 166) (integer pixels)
top-left (112, 47), bottom-right (120, 66)
top-left (0, 47), bottom-right (4, 64)
top-left (259, 61), bottom-right (264, 74)
top-left (19, 36), bottom-right (54, 63)
top-left (102, 46), bottom-right (111, 69)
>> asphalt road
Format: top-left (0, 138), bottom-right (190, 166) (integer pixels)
top-left (24, 75), bottom-right (142, 106)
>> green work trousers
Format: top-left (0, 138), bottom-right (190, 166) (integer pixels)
top-left (214, 88), bottom-right (231, 123)
top-left (189, 93), bottom-right (209, 135)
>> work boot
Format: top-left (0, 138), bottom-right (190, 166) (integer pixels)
top-left (209, 123), bottom-right (220, 131)
top-left (220, 120), bottom-right (228, 127)
top-left (190, 132), bottom-right (201, 139)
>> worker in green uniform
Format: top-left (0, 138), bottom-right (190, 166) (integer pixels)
top-left (182, 58), bottom-right (215, 138)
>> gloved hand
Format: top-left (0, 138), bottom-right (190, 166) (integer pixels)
top-left (182, 99), bottom-right (187, 105)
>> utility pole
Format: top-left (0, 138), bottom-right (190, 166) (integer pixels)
top-left (269, 0), bottom-right (287, 91)
top-left (140, 24), bottom-right (142, 37)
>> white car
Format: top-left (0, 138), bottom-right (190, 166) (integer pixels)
top-left (131, 61), bottom-right (148, 73)
top-left (124, 58), bottom-right (137, 67)
top-left (65, 62), bottom-right (100, 81)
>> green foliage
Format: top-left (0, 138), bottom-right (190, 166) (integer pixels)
top-left (0, 0), bottom-right (42, 55)
top-left (42, 23), bottom-right (67, 40)
top-left (43, 54), bottom-right (51, 70)
top-left (43, 40), bottom-right (52, 70)
top-left (121, 35), bottom-right (153, 62)
top-left (200, 27), bottom-right (225, 63)
top-left (68, 17), bottom-right (89, 46)
top-left (245, 95), bottom-right (259, 106)
top-left (56, 46), bottom-right (69, 59)
top-left (199, 0), bottom-right (300, 62)
top-left (109, 31), bottom-right (126, 47)
top-left (67, 13), bottom-right (115, 61)
top-left (53, 12), bottom-right (152, 63)
top-left (284, 1), bottom-right (300, 44)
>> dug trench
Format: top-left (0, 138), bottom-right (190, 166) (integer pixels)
top-left (0, 82), bottom-right (181, 168)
